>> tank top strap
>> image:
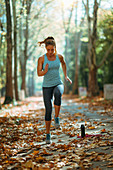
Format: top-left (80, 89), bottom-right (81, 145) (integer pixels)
top-left (44, 54), bottom-right (47, 62)
top-left (56, 54), bottom-right (60, 61)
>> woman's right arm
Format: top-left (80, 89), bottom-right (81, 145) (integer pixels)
top-left (37, 56), bottom-right (48, 76)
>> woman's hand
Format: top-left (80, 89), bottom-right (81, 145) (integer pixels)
top-left (45, 63), bottom-right (49, 73)
top-left (65, 76), bottom-right (72, 84)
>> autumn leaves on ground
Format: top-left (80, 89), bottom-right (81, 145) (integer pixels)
top-left (0, 94), bottom-right (113, 170)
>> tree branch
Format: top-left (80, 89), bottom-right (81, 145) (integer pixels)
top-left (97, 41), bottom-right (113, 68)
top-left (82, 0), bottom-right (87, 11)
top-left (67, 3), bottom-right (74, 32)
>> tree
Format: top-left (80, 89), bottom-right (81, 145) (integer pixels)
top-left (12, 0), bottom-right (19, 101)
top-left (0, 2), bottom-right (6, 108)
top-left (83, 0), bottom-right (113, 96)
top-left (4, 0), bottom-right (13, 104)
top-left (19, 0), bottom-right (33, 94)
top-left (72, 0), bottom-right (86, 94)
top-left (96, 10), bottom-right (113, 87)
top-left (61, 1), bottom-right (75, 93)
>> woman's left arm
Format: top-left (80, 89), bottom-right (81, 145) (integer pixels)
top-left (58, 54), bottom-right (72, 84)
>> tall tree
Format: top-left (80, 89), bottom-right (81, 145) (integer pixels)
top-left (61, 1), bottom-right (74, 93)
top-left (83, 0), bottom-right (113, 96)
top-left (18, 0), bottom-right (33, 96)
top-left (72, 0), bottom-right (86, 94)
top-left (20, 0), bottom-right (32, 93)
top-left (4, 0), bottom-right (13, 104)
top-left (0, 2), bottom-right (6, 107)
top-left (12, 0), bottom-right (19, 100)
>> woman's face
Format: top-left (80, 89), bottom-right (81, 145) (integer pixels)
top-left (46, 45), bottom-right (55, 56)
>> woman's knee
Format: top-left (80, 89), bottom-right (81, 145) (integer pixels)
top-left (54, 89), bottom-right (62, 98)
top-left (54, 85), bottom-right (64, 106)
top-left (45, 112), bottom-right (52, 121)
top-left (54, 89), bottom-right (62, 106)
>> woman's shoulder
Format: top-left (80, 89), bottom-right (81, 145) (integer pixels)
top-left (57, 54), bottom-right (64, 62)
top-left (38, 55), bottom-right (44, 62)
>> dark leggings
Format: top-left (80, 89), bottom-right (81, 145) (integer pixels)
top-left (43, 84), bottom-right (64, 121)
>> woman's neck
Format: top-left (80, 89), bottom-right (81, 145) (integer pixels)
top-left (46, 53), bottom-right (55, 58)
top-left (46, 53), bottom-right (56, 61)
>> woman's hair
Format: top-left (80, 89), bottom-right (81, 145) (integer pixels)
top-left (38, 36), bottom-right (56, 47)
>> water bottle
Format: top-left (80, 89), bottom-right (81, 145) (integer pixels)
top-left (81, 124), bottom-right (85, 138)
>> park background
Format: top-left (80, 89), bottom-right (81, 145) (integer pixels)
top-left (0, 1), bottom-right (113, 169)
top-left (0, 0), bottom-right (113, 105)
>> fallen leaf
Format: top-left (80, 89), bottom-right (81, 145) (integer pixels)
top-left (23, 160), bottom-right (34, 168)
top-left (88, 126), bottom-right (95, 129)
top-left (36, 155), bottom-right (46, 163)
top-left (101, 128), bottom-right (106, 133)
top-left (32, 150), bottom-right (39, 155)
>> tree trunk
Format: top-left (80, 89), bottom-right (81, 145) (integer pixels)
top-left (19, 0), bottom-right (24, 93)
top-left (73, 46), bottom-right (79, 94)
top-left (72, 3), bottom-right (78, 95)
top-left (4, 0), bottom-right (13, 104)
top-left (88, 0), bottom-right (98, 96)
top-left (21, 62), bottom-right (26, 90)
top-left (88, 65), bottom-right (99, 96)
top-left (61, 3), bottom-right (74, 94)
top-left (20, 0), bottom-right (32, 95)
top-left (13, 0), bottom-right (19, 101)
top-left (31, 70), bottom-right (35, 96)
top-left (72, 16), bottom-right (85, 94)
top-left (28, 70), bottom-right (35, 96)
top-left (85, 0), bottom-right (99, 96)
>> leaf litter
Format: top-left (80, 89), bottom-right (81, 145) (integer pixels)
top-left (0, 95), bottom-right (113, 169)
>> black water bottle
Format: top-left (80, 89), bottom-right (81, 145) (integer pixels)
top-left (81, 124), bottom-right (85, 138)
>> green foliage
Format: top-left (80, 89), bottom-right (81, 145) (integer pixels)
top-left (96, 10), bottom-right (113, 89)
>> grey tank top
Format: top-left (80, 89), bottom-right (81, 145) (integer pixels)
top-left (42, 54), bottom-right (63, 87)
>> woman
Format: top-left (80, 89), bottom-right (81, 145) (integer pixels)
top-left (37, 36), bottom-right (72, 144)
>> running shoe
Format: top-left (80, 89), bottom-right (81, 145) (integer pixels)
top-left (54, 116), bottom-right (60, 129)
top-left (46, 133), bottom-right (51, 144)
